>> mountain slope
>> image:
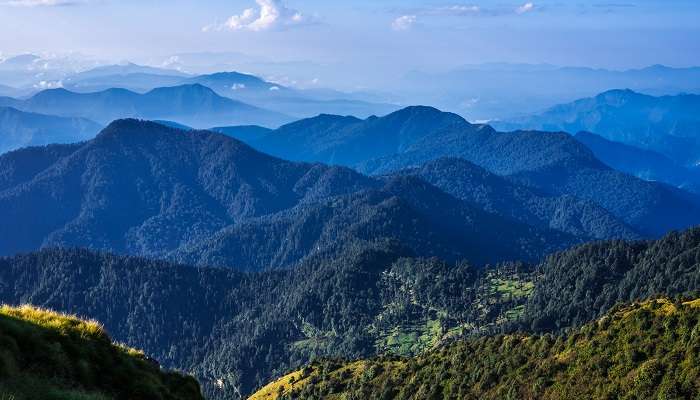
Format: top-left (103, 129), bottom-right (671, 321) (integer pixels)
top-left (0, 106), bottom-right (102, 154)
top-left (495, 90), bottom-right (700, 166)
top-left (173, 174), bottom-right (572, 269)
top-left (251, 106), bottom-right (466, 165)
top-left (355, 121), bottom-right (700, 238)
top-left (575, 131), bottom-right (700, 193)
top-left (393, 157), bottom-right (640, 240)
top-left (0, 119), bottom-right (569, 269)
top-left (524, 226), bottom-right (700, 331)
top-left (251, 297), bottom-right (700, 400)
top-left (2, 227), bottom-right (699, 399)
top-left (6, 84), bottom-right (291, 128)
top-left (0, 304), bottom-right (203, 400)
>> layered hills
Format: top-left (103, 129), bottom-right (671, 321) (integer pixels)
top-left (0, 119), bottom-right (573, 270)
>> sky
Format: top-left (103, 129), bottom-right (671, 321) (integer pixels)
top-left (1, 0), bottom-right (699, 88)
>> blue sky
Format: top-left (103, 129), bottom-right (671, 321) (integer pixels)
top-left (1, 0), bottom-right (699, 81)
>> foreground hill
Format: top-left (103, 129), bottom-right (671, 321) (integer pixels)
top-left (0, 304), bottom-right (202, 400)
top-left (0, 106), bottom-right (102, 154)
top-left (1, 227), bottom-right (699, 399)
top-left (238, 106), bottom-right (700, 238)
top-left (0, 119), bottom-right (575, 269)
top-left (251, 297), bottom-right (700, 400)
top-left (495, 90), bottom-right (700, 167)
top-left (0, 84), bottom-right (290, 128)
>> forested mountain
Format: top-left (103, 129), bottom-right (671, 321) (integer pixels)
top-left (237, 106), bottom-right (700, 238)
top-left (1, 227), bottom-right (698, 399)
top-left (0, 106), bottom-right (102, 154)
top-left (0, 244), bottom-right (522, 398)
top-left (393, 157), bottom-right (639, 240)
top-left (252, 297), bottom-right (700, 400)
top-left (494, 90), bottom-right (700, 166)
top-left (0, 119), bottom-right (571, 269)
top-left (0, 304), bottom-right (203, 400)
top-left (0, 84), bottom-right (291, 128)
top-left (575, 131), bottom-right (700, 193)
top-left (247, 106), bottom-right (465, 166)
top-left (211, 125), bottom-right (272, 142)
top-left (523, 227), bottom-right (700, 331)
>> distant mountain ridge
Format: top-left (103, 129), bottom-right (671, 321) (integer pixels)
top-left (399, 64), bottom-right (700, 120)
top-left (0, 84), bottom-right (291, 128)
top-left (575, 131), bottom-right (700, 194)
top-left (494, 89), bottom-right (700, 166)
top-left (0, 106), bottom-right (102, 154)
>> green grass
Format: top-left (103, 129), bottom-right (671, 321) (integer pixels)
top-left (0, 305), bottom-right (203, 400)
top-left (488, 277), bottom-right (535, 299)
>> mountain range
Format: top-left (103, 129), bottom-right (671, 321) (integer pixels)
top-left (495, 89), bottom-right (700, 167)
top-left (0, 84), bottom-right (290, 128)
top-left (0, 106), bottom-right (102, 154)
top-left (0, 119), bottom-right (579, 270)
top-left (399, 64), bottom-right (700, 120)
top-left (228, 106), bottom-right (700, 238)
top-left (574, 131), bottom-right (700, 194)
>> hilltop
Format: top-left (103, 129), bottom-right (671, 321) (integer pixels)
top-left (0, 304), bottom-right (203, 400)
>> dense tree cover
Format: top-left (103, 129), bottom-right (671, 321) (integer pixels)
top-left (0, 243), bottom-right (532, 399)
top-left (2, 227), bottom-right (699, 399)
top-left (217, 104), bottom-right (700, 238)
top-left (253, 298), bottom-right (700, 400)
top-left (0, 305), bottom-right (202, 400)
top-left (522, 226), bottom-right (700, 331)
top-left (395, 157), bottom-right (640, 240)
top-left (356, 120), bottom-right (700, 238)
top-left (0, 119), bottom-right (574, 269)
top-left (247, 106), bottom-right (465, 166)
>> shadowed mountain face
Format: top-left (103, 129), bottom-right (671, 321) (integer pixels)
top-left (0, 119), bottom-right (575, 270)
top-left (0, 106), bottom-right (103, 154)
top-left (235, 106), bottom-right (700, 238)
top-left (575, 131), bottom-right (700, 194)
top-left (248, 106), bottom-right (467, 166)
top-left (394, 157), bottom-right (640, 240)
top-left (494, 90), bottom-right (700, 166)
top-left (0, 84), bottom-right (291, 128)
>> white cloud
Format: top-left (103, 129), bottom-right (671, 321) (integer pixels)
top-left (33, 80), bottom-right (63, 89)
top-left (1, 0), bottom-right (85, 6)
top-left (434, 5), bottom-right (480, 15)
top-left (204, 0), bottom-right (312, 32)
top-left (516, 2), bottom-right (535, 14)
top-left (392, 15), bottom-right (417, 31)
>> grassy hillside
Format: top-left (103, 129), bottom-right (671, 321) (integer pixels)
top-left (251, 297), bottom-right (700, 400)
top-left (0, 305), bottom-right (203, 400)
